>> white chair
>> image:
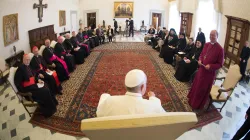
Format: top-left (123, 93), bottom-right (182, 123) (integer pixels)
top-left (28, 53), bottom-right (34, 60)
top-left (8, 67), bottom-right (38, 117)
top-left (0, 57), bottom-right (9, 85)
top-left (39, 45), bottom-right (46, 56)
top-left (208, 65), bottom-right (242, 112)
top-left (81, 112), bottom-right (197, 140)
top-left (50, 40), bottom-right (57, 48)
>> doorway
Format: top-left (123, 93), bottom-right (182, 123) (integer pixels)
top-left (87, 12), bottom-right (96, 29)
top-left (70, 11), bottom-right (77, 32)
top-left (152, 13), bottom-right (162, 28)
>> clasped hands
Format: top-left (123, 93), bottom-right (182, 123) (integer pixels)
top-left (198, 60), bottom-right (210, 70)
top-left (183, 57), bottom-right (191, 63)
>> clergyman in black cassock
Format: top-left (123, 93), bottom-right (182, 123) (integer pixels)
top-left (30, 46), bottom-right (62, 95)
top-left (43, 39), bottom-right (69, 82)
top-left (239, 41), bottom-right (250, 81)
top-left (64, 33), bottom-right (85, 64)
top-left (54, 36), bottom-right (76, 72)
top-left (71, 31), bottom-right (90, 57)
top-left (14, 54), bottom-right (58, 118)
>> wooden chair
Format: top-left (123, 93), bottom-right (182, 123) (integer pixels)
top-left (8, 67), bottom-right (38, 117)
top-left (0, 58), bottom-right (9, 85)
top-left (81, 112), bottom-right (197, 140)
top-left (207, 65), bottom-right (242, 112)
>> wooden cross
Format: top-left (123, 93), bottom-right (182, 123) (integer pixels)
top-left (33, 0), bottom-right (48, 22)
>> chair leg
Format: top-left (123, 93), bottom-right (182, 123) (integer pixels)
top-left (22, 104), bottom-right (32, 117)
top-left (220, 101), bottom-right (227, 112)
top-left (206, 98), bottom-right (212, 111)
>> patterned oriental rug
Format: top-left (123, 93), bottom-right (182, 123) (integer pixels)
top-left (30, 42), bottom-right (222, 136)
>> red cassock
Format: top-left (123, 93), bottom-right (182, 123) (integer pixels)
top-left (188, 42), bottom-right (224, 109)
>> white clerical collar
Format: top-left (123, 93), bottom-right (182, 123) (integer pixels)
top-left (125, 92), bottom-right (142, 97)
top-left (210, 42), bottom-right (217, 45)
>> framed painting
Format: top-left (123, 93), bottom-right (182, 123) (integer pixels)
top-left (59, 10), bottom-right (66, 26)
top-left (114, 2), bottom-right (133, 18)
top-left (3, 13), bottom-right (19, 46)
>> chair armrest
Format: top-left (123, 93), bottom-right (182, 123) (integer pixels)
top-left (216, 77), bottom-right (225, 81)
top-left (17, 92), bottom-right (34, 102)
top-left (216, 88), bottom-right (234, 99)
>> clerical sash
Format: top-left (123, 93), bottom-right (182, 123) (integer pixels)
top-left (22, 77), bottom-right (35, 87)
top-left (52, 71), bottom-right (60, 86)
top-left (49, 55), bottom-right (69, 75)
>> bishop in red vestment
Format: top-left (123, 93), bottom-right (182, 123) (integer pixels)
top-left (188, 30), bottom-right (224, 110)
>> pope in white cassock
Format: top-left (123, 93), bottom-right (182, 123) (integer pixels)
top-left (96, 69), bottom-right (166, 117)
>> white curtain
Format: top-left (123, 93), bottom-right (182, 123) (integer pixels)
top-left (194, 0), bottom-right (220, 42)
top-left (168, 2), bottom-right (181, 34)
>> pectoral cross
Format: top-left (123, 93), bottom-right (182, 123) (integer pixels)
top-left (33, 0), bottom-right (48, 22)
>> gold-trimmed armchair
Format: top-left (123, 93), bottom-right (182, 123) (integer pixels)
top-left (207, 65), bottom-right (242, 112)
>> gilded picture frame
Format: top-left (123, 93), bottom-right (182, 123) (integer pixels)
top-left (114, 2), bottom-right (134, 18)
top-left (59, 10), bottom-right (66, 27)
top-left (3, 13), bottom-right (19, 46)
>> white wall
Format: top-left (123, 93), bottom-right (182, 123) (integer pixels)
top-left (79, 0), bottom-right (169, 30)
top-left (175, 0), bottom-right (250, 48)
top-left (0, 0), bottom-right (80, 59)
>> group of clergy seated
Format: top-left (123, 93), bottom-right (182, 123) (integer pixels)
top-left (144, 26), bottom-right (206, 82)
top-left (13, 25), bottom-right (113, 117)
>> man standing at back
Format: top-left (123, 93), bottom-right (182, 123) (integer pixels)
top-left (188, 30), bottom-right (224, 111)
top-left (196, 27), bottom-right (206, 45)
top-left (128, 18), bottom-right (134, 37)
top-left (113, 19), bottom-right (119, 34)
top-left (96, 69), bottom-right (166, 117)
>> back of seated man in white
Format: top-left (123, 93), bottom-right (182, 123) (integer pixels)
top-left (96, 69), bottom-right (166, 117)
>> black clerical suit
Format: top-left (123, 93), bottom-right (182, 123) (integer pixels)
top-left (54, 43), bottom-right (76, 72)
top-left (128, 20), bottom-right (134, 37)
top-left (240, 46), bottom-right (250, 80)
top-left (42, 47), bottom-right (69, 82)
top-left (64, 38), bottom-right (86, 64)
top-left (196, 32), bottom-right (206, 45)
top-left (14, 64), bottom-right (58, 118)
top-left (30, 55), bottom-right (62, 95)
top-left (114, 20), bottom-right (119, 34)
top-left (232, 106), bottom-right (250, 140)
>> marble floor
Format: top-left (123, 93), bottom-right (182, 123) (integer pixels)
top-left (1, 33), bottom-right (250, 140)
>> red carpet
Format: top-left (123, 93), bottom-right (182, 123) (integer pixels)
top-left (30, 43), bottom-right (222, 136)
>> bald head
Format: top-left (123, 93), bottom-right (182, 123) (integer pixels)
top-left (58, 36), bottom-right (64, 43)
top-left (65, 33), bottom-right (70, 39)
top-left (23, 54), bottom-right (30, 66)
top-left (210, 30), bottom-right (218, 43)
top-left (45, 39), bottom-right (50, 47)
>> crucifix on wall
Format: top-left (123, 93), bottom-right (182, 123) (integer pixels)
top-left (33, 0), bottom-right (48, 22)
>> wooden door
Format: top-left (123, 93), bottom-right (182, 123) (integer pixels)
top-left (151, 13), bottom-right (162, 28)
top-left (224, 16), bottom-right (250, 68)
top-left (87, 12), bottom-right (96, 29)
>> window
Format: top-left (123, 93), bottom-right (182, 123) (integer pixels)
top-left (195, 0), bottom-right (220, 42)
top-left (168, 2), bottom-right (181, 34)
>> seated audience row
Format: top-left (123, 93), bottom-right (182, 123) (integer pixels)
top-left (14, 28), bottom-right (101, 117)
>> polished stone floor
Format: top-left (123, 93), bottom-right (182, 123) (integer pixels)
top-left (1, 33), bottom-right (250, 140)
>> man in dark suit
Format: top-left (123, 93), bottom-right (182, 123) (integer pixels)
top-left (96, 24), bottom-right (105, 44)
top-left (113, 19), bottom-right (119, 34)
top-left (151, 26), bottom-right (164, 48)
top-left (232, 106), bottom-right (250, 140)
top-left (196, 28), bottom-right (206, 45)
top-left (128, 18), bottom-right (134, 37)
